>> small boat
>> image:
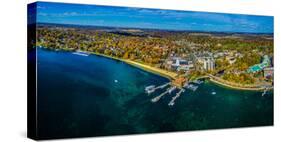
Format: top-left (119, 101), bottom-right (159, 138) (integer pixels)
top-left (168, 102), bottom-right (174, 106)
top-left (145, 85), bottom-right (155, 91)
top-left (184, 84), bottom-right (198, 91)
top-left (146, 89), bottom-right (155, 94)
top-left (72, 50), bottom-right (89, 56)
top-left (145, 85), bottom-right (155, 94)
top-left (211, 91), bottom-right (216, 95)
top-left (114, 80), bottom-right (118, 83)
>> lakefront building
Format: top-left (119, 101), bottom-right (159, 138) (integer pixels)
top-left (164, 56), bottom-right (195, 73)
top-left (196, 57), bottom-right (215, 71)
top-left (203, 58), bottom-right (215, 71)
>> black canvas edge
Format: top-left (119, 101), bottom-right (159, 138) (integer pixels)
top-left (27, 2), bottom-right (39, 140)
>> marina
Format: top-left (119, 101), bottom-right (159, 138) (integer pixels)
top-left (146, 79), bottom-right (202, 106)
top-left (146, 79), bottom-right (201, 106)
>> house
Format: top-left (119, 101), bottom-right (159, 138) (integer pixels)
top-left (263, 67), bottom-right (274, 78)
top-left (226, 56), bottom-right (236, 64)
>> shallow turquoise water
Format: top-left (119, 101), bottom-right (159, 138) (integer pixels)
top-left (37, 49), bottom-right (273, 139)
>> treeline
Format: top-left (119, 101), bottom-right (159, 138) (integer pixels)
top-left (37, 28), bottom-right (178, 65)
top-left (36, 26), bottom-right (273, 68)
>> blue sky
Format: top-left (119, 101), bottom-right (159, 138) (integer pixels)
top-left (34, 2), bottom-right (273, 33)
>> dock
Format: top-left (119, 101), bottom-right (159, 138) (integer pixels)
top-left (168, 86), bottom-right (177, 94)
top-left (151, 86), bottom-right (176, 103)
top-left (192, 79), bottom-right (204, 84)
top-left (155, 82), bottom-right (170, 90)
top-left (168, 89), bottom-right (185, 106)
top-left (183, 83), bottom-right (198, 91)
top-left (262, 87), bottom-right (269, 96)
top-left (145, 82), bottom-right (170, 94)
top-left (147, 79), bottom-right (201, 106)
top-left (145, 85), bottom-right (156, 94)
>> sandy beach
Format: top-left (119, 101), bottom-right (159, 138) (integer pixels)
top-left (89, 51), bottom-right (178, 80)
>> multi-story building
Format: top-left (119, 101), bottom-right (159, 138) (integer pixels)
top-left (195, 55), bottom-right (215, 71)
top-left (164, 56), bottom-right (194, 72)
top-left (203, 57), bottom-right (215, 71)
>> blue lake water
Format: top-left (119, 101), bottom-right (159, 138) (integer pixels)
top-left (37, 48), bottom-right (273, 139)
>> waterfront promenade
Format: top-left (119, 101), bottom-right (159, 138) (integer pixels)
top-left (208, 74), bottom-right (272, 91)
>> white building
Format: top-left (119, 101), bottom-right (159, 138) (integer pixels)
top-left (197, 57), bottom-right (215, 71)
top-left (203, 58), bottom-right (215, 71)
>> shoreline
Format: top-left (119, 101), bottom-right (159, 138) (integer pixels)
top-left (209, 78), bottom-right (266, 91)
top-left (208, 75), bottom-right (273, 91)
top-left (41, 47), bottom-right (272, 91)
top-left (88, 51), bottom-right (272, 91)
top-left (88, 51), bottom-right (178, 80)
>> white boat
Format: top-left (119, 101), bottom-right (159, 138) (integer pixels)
top-left (211, 91), bottom-right (216, 95)
top-left (145, 85), bottom-right (155, 91)
top-left (146, 89), bottom-right (155, 94)
top-left (72, 50), bottom-right (89, 56)
top-left (145, 85), bottom-right (155, 94)
top-left (184, 84), bottom-right (198, 91)
top-left (168, 102), bottom-right (174, 106)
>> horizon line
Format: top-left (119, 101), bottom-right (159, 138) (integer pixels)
top-left (34, 22), bottom-right (274, 35)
